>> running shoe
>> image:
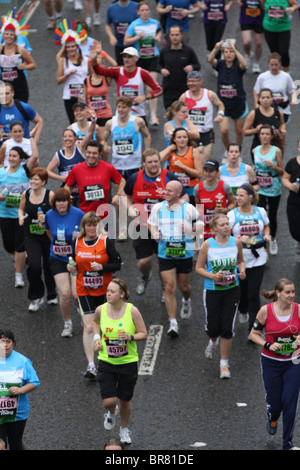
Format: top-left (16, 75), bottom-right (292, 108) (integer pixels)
top-left (136, 271), bottom-right (152, 295)
top-left (61, 323), bottom-right (73, 338)
top-left (28, 297), bottom-right (44, 312)
top-left (180, 298), bottom-right (192, 319)
top-left (239, 312), bottom-right (249, 324)
top-left (74, 0), bottom-right (83, 10)
top-left (266, 418), bottom-right (277, 435)
top-left (167, 322), bottom-right (179, 338)
top-left (15, 273), bottom-right (24, 288)
top-left (252, 63), bottom-right (261, 74)
top-left (104, 405), bottom-right (119, 430)
top-left (269, 239), bottom-right (278, 255)
top-left (47, 297), bottom-right (58, 305)
top-left (119, 426), bottom-right (132, 445)
top-left (205, 341), bottom-right (217, 359)
top-left (84, 364), bottom-right (97, 379)
top-left (220, 365), bottom-right (231, 379)
top-left (46, 18), bottom-right (56, 30)
top-left (93, 13), bottom-right (101, 25)
top-left (150, 116), bottom-right (159, 127)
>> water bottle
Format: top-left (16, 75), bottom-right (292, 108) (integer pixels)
top-left (2, 187), bottom-right (8, 197)
top-left (72, 225), bottom-right (79, 240)
top-left (294, 178), bottom-right (300, 193)
top-left (37, 206), bottom-right (44, 228)
top-left (68, 256), bottom-right (77, 276)
top-left (118, 322), bottom-right (125, 345)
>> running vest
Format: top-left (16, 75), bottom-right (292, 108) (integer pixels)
top-left (252, 107), bottom-right (281, 148)
top-left (98, 302), bottom-right (139, 365)
top-left (111, 115), bottom-right (142, 170)
top-left (75, 235), bottom-right (112, 297)
top-left (239, 0), bottom-right (264, 25)
top-left (0, 45), bottom-right (28, 101)
top-left (184, 89), bottom-right (214, 133)
top-left (205, 235), bottom-right (239, 291)
top-left (24, 188), bottom-right (51, 237)
top-left (197, 180), bottom-right (227, 238)
top-left (118, 66), bottom-right (146, 116)
top-left (70, 122), bottom-right (97, 144)
top-left (85, 75), bottom-right (112, 118)
top-left (202, 0), bottom-right (228, 23)
top-left (254, 145), bottom-right (281, 197)
top-left (132, 169), bottom-right (167, 225)
top-left (262, 302), bottom-right (300, 361)
top-left (56, 146), bottom-right (86, 202)
top-left (0, 164), bottom-right (30, 218)
top-left (220, 162), bottom-right (249, 196)
top-left (168, 146), bottom-right (198, 195)
top-left (62, 56), bottom-right (89, 100)
top-left (157, 200), bottom-right (194, 259)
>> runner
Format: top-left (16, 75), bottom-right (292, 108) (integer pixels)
top-left (93, 278), bottom-right (147, 445)
top-left (148, 180), bottom-right (203, 337)
top-left (195, 213), bottom-right (245, 379)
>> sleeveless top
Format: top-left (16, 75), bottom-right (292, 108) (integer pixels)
top-left (252, 107), bottom-right (281, 148)
top-left (184, 89), bottom-right (214, 133)
top-left (0, 45), bottom-right (28, 101)
top-left (62, 56), bottom-right (89, 100)
top-left (0, 164), bottom-right (30, 219)
top-left (85, 75), bottom-right (112, 119)
top-left (254, 145), bottom-right (281, 197)
top-left (24, 188), bottom-right (51, 238)
top-left (262, 302), bottom-right (300, 361)
top-left (111, 115), bottom-right (142, 170)
top-left (168, 146), bottom-right (198, 195)
top-left (75, 234), bottom-right (112, 297)
top-left (98, 302), bottom-right (139, 365)
top-left (205, 236), bottom-right (239, 291)
top-left (197, 179), bottom-right (227, 238)
top-left (220, 162), bottom-right (249, 196)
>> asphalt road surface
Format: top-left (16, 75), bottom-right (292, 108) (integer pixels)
top-left (0, 0), bottom-right (300, 453)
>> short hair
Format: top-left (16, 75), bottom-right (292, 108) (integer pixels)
top-left (258, 88), bottom-right (273, 97)
top-left (86, 140), bottom-right (103, 154)
top-left (137, 1), bottom-right (150, 10)
top-left (268, 52), bottom-right (281, 63)
top-left (169, 24), bottom-right (183, 34)
top-left (116, 95), bottom-right (132, 108)
top-left (3, 81), bottom-right (14, 92)
top-left (142, 148), bottom-right (161, 162)
top-left (30, 167), bottom-right (49, 183)
top-left (51, 188), bottom-right (72, 212)
top-left (0, 329), bottom-right (16, 345)
top-left (227, 142), bottom-right (242, 152)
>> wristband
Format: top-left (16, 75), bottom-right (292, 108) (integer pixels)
top-left (217, 111), bottom-right (224, 116)
top-left (94, 334), bottom-right (100, 342)
top-left (130, 335), bottom-right (134, 341)
top-left (264, 342), bottom-right (271, 350)
top-left (101, 51), bottom-right (108, 58)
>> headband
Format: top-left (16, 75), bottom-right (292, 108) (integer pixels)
top-left (1, 8), bottom-right (30, 36)
top-left (239, 184), bottom-right (255, 196)
top-left (53, 17), bottom-right (87, 46)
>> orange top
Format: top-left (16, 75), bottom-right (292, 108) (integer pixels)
top-left (75, 234), bottom-right (112, 296)
top-left (168, 146), bottom-right (198, 188)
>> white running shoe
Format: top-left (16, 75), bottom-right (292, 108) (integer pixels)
top-left (28, 297), bottom-right (44, 312)
top-left (252, 62), bottom-right (261, 74)
top-left (74, 0), bottom-right (83, 10)
top-left (220, 365), bottom-right (231, 379)
top-left (15, 273), bottom-right (24, 288)
top-left (104, 405), bottom-right (119, 430)
top-left (93, 13), bottom-right (101, 25)
top-left (205, 340), bottom-right (218, 359)
top-left (180, 298), bottom-right (192, 319)
top-left (239, 312), bottom-right (249, 324)
top-left (119, 426), bottom-right (132, 444)
top-left (136, 271), bottom-right (152, 295)
top-left (167, 321), bottom-right (179, 338)
top-left (61, 323), bottom-right (73, 338)
top-left (269, 239), bottom-right (278, 255)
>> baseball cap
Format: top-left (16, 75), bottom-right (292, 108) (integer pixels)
top-left (72, 102), bottom-right (87, 110)
top-left (203, 159), bottom-right (219, 170)
top-left (187, 71), bottom-right (202, 80)
top-left (121, 47), bottom-right (139, 57)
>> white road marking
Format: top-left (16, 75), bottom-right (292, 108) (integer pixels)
top-left (138, 325), bottom-right (163, 375)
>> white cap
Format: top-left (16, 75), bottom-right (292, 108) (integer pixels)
top-left (121, 47), bottom-right (139, 57)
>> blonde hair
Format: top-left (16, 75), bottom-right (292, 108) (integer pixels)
top-left (79, 211), bottom-right (106, 238)
top-left (209, 213), bottom-right (229, 230)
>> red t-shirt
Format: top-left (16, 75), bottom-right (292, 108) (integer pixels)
top-left (66, 160), bottom-right (122, 214)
